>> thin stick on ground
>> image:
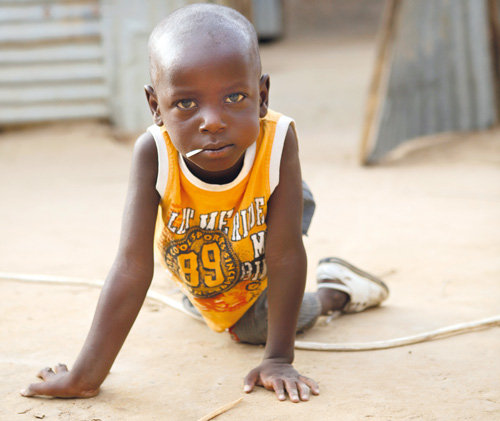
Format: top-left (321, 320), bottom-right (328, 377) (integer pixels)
top-left (197, 397), bottom-right (243, 421)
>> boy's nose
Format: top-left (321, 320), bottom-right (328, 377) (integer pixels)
top-left (199, 107), bottom-right (227, 134)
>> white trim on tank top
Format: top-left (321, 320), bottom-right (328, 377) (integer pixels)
top-left (149, 115), bottom-right (293, 197)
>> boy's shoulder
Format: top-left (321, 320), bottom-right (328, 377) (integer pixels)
top-left (136, 129), bottom-right (156, 149)
top-left (132, 130), bottom-right (158, 177)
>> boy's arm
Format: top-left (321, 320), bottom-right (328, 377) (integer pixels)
top-left (243, 126), bottom-right (320, 402)
top-left (21, 132), bottom-right (161, 398)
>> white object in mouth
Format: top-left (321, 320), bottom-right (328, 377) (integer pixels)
top-left (185, 148), bottom-right (203, 158)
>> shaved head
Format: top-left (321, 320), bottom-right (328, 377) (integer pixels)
top-left (148, 4), bottom-right (261, 87)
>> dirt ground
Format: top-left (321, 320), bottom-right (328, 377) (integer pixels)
top-left (1, 35), bottom-right (500, 421)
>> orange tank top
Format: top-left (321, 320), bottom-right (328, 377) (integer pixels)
top-left (148, 110), bottom-right (295, 332)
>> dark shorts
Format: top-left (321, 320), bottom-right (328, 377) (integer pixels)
top-left (228, 290), bottom-right (321, 344)
top-left (182, 289), bottom-right (321, 345)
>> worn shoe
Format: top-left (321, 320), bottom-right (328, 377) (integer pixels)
top-left (316, 257), bottom-right (389, 313)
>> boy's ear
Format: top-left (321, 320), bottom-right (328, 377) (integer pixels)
top-left (259, 74), bottom-right (270, 118)
top-left (144, 85), bottom-right (163, 126)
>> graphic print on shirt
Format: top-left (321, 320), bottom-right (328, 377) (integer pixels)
top-left (161, 224), bottom-right (267, 299)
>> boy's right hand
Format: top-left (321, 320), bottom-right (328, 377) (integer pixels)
top-left (20, 363), bottom-right (99, 398)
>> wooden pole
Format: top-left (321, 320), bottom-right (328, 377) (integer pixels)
top-left (487, 0), bottom-right (500, 123)
top-left (358, 0), bottom-right (400, 165)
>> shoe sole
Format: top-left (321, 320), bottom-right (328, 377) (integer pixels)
top-left (318, 257), bottom-right (390, 297)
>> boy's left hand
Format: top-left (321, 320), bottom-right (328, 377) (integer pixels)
top-left (243, 359), bottom-right (319, 402)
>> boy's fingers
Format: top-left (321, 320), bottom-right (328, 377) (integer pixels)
top-left (283, 379), bottom-right (300, 403)
top-left (272, 379), bottom-right (286, 401)
top-left (299, 375), bottom-right (320, 395)
top-left (296, 381), bottom-right (310, 401)
top-left (54, 363), bottom-right (68, 374)
top-left (243, 370), bottom-right (258, 393)
top-left (22, 365), bottom-right (72, 398)
top-left (37, 367), bottom-right (55, 381)
top-left (20, 385), bottom-right (35, 397)
top-left (21, 381), bottom-right (99, 399)
top-left (20, 382), bottom-right (52, 398)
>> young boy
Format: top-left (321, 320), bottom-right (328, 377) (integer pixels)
top-left (21, 4), bottom-right (388, 403)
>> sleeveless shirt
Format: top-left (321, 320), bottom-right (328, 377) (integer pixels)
top-left (148, 109), bottom-right (295, 332)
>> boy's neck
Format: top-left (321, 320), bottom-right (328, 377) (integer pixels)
top-left (183, 154), bottom-right (245, 185)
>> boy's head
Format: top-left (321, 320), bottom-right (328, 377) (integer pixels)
top-left (148, 4), bottom-right (262, 88)
top-left (145, 4), bottom-right (270, 181)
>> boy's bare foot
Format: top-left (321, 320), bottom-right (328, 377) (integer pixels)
top-left (315, 257), bottom-right (389, 315)
top-left (317, 283), bottom-right (349, 315)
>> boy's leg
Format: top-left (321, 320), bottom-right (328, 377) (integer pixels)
top-left (300, 183), bottom-right (388, 314)
top-left (229, 258), bottom-right (389, 345)
top-left (227, 290), bottom-right (322, 345)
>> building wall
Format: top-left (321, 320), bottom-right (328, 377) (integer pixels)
top-left (0, 0), bottom-right (110, 125)
top-left (283, 0), bottom-right (384, 38)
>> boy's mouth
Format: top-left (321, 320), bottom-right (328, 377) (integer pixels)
top-left (206, 144), bottom-right (230, 152)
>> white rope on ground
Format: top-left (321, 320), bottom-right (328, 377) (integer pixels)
top-left (295, 314), bottom-right (500, 351)
top-left (0, 272), bottom-right (204, 322)
top-left (2, 272), bottom-right (499, 351)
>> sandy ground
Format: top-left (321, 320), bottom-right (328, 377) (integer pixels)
top-left (1, 35), bottom-right (500, 421)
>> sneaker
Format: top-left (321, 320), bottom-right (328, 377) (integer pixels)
top-left (316, 257), bottom-right (389, 313)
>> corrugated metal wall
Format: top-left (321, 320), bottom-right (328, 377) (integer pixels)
top-left (0, 0), bottom-right (110, 125)
top-left (361, 0), bottom-right (499, 164)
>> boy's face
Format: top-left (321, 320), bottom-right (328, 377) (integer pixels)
top-left (148, 37), bottom-right (269, 181)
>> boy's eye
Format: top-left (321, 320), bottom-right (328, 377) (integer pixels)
top-left (225, 93), bottom-right (245, 104)
top-left (176, 99), bottom-right (196, 109)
